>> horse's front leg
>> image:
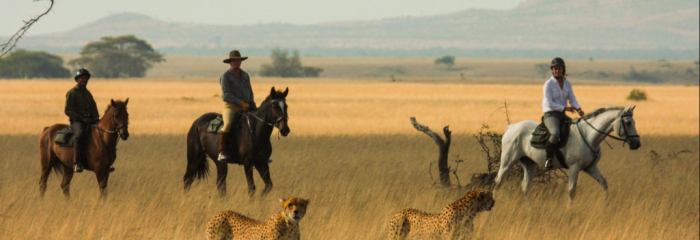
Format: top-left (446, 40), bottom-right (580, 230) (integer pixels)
top-left (254, 162), bottom-right (273, 197)
top-left (583, 164), bottom-right (608, 200)
top-left (567, 164), bottom-right (582, 205)
top-left (244, 163), bottom-right (256, 197)
top-left (95, 168), bottom-right (110, 198)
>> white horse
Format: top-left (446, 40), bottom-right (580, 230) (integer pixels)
top-left (494, 106), bottom-right (641, 202)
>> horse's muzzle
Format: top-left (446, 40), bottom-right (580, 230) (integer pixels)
top-left (120, 131), bottom-right (130, 140)
top-left (280, 128), bottom-right (290, 137)
top-left (628, 138), bottom-right (641, 150)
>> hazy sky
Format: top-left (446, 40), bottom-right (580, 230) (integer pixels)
top-left (2, 0), bottom-right (526, 35)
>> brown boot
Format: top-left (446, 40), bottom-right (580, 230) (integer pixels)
top-left (217, 131), bottom-right (228, 162)
top-left (73, 142), bottom-right (84, 173)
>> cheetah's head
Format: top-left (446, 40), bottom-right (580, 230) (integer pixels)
top-left (470, 189), bottom-right (495, 212)
top-left (279, 197), bottom-right (309, 223)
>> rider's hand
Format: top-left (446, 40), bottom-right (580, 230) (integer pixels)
top-left (81, 117), bottom-right (93, 123)
top-left (240, 102), bottom-right (250, 110)
top-left (577, 108), bottom-right (585, 117)
top-left (564, 106), bottom-right (575, 113)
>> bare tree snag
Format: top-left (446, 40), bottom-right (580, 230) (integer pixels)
top-left (1, 0), bottom-right (55, 58)
top-left (410, 117), bottom-right (452, 187)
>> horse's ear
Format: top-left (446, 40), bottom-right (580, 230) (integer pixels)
top-left (111, 99), bottom-right (116, 107)
top-left (125, 98), bottom-right (129, 106)
top-left (282, 87), bottom-right (289, 98)
top-left (270, 87), bottom-right (277, 97)
top-left (631, 105), bottom-right (636, 111)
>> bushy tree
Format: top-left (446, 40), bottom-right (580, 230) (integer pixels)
top-left (260, 48), bottom-right (322, 77)
top-left (535, 63), bottom-right (550, 78)
top-left (0, 49), bottom-right (71, 78)
top-left (434, 55), bottom-right (455, 69)
top-left (69, 35), bottom-right (164, 78)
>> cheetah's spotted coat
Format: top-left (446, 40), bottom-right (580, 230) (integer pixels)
top-left (206, 197), bottom-right (309, 240)
top-left (388, 189), bottom-right (495, 240)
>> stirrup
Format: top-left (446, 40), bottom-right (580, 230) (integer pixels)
top-left (217, 152), bottom-right (227, 162)
top-left (544, 159), bottom-right (553, 169)
top-left (73, 164), bottom-right (83, 173)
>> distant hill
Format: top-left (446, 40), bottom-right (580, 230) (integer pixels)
top-left (7, 0), bottom-right (699, 59)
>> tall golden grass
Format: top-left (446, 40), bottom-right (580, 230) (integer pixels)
top-left (0, 135), bottom-right (697, 239)
top-left (0, 79), bottom-right (697, 239)
top-left (0, 79), bottom-right (697, 136)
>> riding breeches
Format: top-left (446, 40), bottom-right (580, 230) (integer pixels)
top-left (69, 120), bottom-right (88, 144)
top-left (221, 103), bottom-right (244, 133)
top-left (543, 111), bottom-right (565, 144)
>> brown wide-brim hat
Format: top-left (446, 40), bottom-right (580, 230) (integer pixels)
top-left (223, 50), bottom-right (249, 63)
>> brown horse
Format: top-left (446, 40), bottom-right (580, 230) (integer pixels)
top-left (39, 99), bottom-right (130, 198)
top-left (184, 87), bottom-right (289, 197)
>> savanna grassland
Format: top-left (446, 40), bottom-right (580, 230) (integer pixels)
top-left (0, 78), bottom-right (698, 239)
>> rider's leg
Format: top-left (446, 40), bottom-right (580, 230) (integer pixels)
top-left (70, 120), bottom-right (85, 172)
top-left (543, 113), bottom-right (561, 168)
top-left (218, 104), bottom-right (242, 162)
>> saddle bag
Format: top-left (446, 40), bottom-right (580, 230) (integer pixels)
top-left (55, 127), bottom-right (74, 147)
top-left (530, 116), bottom-right (572, 149)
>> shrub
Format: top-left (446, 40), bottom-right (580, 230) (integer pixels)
top-left (0, 49), bottom-right (71, 78)
top-left (627, 89), bottom-right (648, 101)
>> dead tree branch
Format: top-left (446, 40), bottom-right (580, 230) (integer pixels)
top-left (410, 117), bottom-right (452, 187)
top-left (1, 0), bottom-right (55, 58)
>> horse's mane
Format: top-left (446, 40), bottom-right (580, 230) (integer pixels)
top-left (103, 100), bottom-right (127, 115)
top-left (582, 106), bottom-right (625, 119)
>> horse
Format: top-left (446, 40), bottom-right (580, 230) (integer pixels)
top-left (494, 106), bottom-right (641, 202)
top-left (39, 99), bottom-right (130, 198)
top-left (184, 87), bottom-right (290, 197)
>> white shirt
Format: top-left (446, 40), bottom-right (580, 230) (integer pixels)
top-left (542, 77), bottom-right (580, 113)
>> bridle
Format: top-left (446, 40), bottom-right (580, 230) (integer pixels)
top-left (91, 106), bottom-right (129, 161)
top-left (245, 100), bottom-right (287, 129)
top-left (576, 111), bottom-right (638, 162)
top-left (244, 99), bottom-right (288, 140)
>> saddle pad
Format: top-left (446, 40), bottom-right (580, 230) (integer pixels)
top-left (530, 118), bottom-right (571, 149)
top-left (207, 116), bottom-right (224, 133)
top-left (55, 127), bottom-right (74, 147)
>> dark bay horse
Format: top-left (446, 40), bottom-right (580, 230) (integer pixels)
top-left (39, 99), bottom-right (130, 198)
top-left (184, 87), bottom-right (290, 197)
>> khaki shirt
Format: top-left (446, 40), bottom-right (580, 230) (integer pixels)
top-left (220, 68), bottom-right (256, 107)
top-left (65, 86), bottom-right (99, 122)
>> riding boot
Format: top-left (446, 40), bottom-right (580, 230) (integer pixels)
top-left (217, 131), bottom-right (228, 162)
top-left (73, 141), bottom-right (84, 173)
top-left (545, 142), bottom-right (556, 169)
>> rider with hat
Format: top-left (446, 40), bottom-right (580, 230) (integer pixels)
top-left (542, 57), bottom-right (585, 168)
top-left (218, 50), bottom-right (256, 162)
top-left (65, 68), bottom-right (99, 172)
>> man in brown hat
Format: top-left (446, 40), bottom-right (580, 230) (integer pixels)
top-left (218, 50), bottom-right (256, 162)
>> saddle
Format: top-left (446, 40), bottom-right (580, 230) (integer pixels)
top-left (207, 114), bottom-right (244, 134)
top-left (54, 126), bottom-right (74, 147)
top-left (530, 117), bottom-right (572, 149)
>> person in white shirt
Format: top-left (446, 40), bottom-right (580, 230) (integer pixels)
top-left (542, 57), bottom-right (585, 168)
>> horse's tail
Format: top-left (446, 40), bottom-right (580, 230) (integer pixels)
top-left (184, 116), bottom-right (210, 191)
top-left (40, 126), bottom-right (64, 176)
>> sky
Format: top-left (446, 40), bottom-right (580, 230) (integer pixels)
top-left (1, 0), bottom-right (526, 36)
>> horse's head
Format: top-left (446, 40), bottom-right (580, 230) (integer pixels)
top-left (267, 87), bottom-right (290, 136)
top-left (614, 105), bottom-right (641, 150)
top-left (108, 98), bottom-right (130, 140)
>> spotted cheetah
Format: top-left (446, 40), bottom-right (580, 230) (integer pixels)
top-left (388, 189), bottom-right (495, 240)
top-left (206, 197), bottom-right (309, 240)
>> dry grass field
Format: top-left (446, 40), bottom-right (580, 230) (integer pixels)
top-left (0, 79), bottom-right (698, 239)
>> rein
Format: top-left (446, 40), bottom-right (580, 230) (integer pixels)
top-left (91, 107), bottom-right (127, 162)
top-left (575, 112), bottom-right (638, 163)
top-left (243, 101), bottom-right (287, 141)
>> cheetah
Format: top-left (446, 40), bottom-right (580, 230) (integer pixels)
top-left (388, 189), bottom-right (495, 240)
top-left (206, 197), bottom-right (309, 240)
